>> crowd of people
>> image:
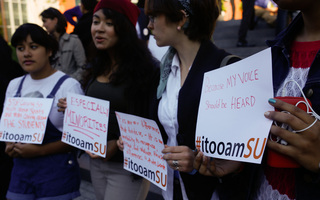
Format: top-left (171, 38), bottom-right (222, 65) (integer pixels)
top-left (1, 0), bottom-right (320, 200)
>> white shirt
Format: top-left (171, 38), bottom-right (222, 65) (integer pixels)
top-left (158, 54), bottom-right (189, 200)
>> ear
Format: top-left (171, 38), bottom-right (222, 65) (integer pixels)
top-left (53, 17), bottom-right (58, 24)
top-left (178, 10), bottom-right (188, 29)
top-left (47, 49), bottom-right (52, 57)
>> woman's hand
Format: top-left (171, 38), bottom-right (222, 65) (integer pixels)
top-left (10, 143), bottom-right (41, 158)
top-left (6, 141), bottom-right (74, 158)
top-left (5, 142), bottom-right (40, 158)
top-left (162, 145), bottom-right (197, 173)
top-left (117, 136), bottom-right (124, 151)
top-left (5, 142), bottom-right (19, 157)
top-left (86, 140), bottom-right (118, 161)
top-left (194, 151), bottom-right (243, 177)
top-left (57, 97), bottom-right (67, 112)
top-left (266, 98), bottom-right (320, 173)
top-left (86, 151), bottom-right (102, 159)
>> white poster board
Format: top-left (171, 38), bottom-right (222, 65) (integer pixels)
top-left (116, 112), bottom-right (167, 191)
top-left (62, 93), bottom-right (110, 157)
top-left (0, 97), bottom-right (53, 144)
top-left (195, 48), bottom-right (274, 164)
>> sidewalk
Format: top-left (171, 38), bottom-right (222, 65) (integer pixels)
top-left (74, 18), bottom-right (276, 200)
top-left (213, 18), bottom-right (276, 58)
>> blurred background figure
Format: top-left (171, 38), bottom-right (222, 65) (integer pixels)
top-left (40, 7), bottom-right (86, 81)
top-left (226, 0), bottom-right (236, 20)
top-left (254, 0), bottom-right (278, 28)
top-left (72, 0), bottom-right (98, 58)
top-left (63, 5), bottom-right (83, 27)
top-left (136, 0), bottom-right (151, 43)
top-left (236, 0), bottom-right (256, 47)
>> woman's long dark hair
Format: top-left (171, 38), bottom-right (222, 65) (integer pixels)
top-left (84, 8), bottom-right (158, 114)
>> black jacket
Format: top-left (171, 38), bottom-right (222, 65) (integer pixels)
top-left (151, 40), bottom-right (247, 200)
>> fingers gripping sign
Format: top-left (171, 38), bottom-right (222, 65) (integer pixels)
top-left (194, 150), bottom-right (243, 177)
top-left (117, 136), bottom-right (124, 151)
top-left (162, 145), bottom-right (197, 172)
top-left (57, 97), bottom-right (67, 113)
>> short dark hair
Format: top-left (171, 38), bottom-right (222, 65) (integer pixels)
top-left (40, 7), bottom-right (67, 34)
top-left (11, 23), bottom-right (59, 64)
top-left (81, 0), bottom-right (98, 12)
top-left (145, 0), bottom-right (220, 42)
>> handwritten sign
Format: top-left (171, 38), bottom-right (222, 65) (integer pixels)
top-left (0, 97), bottom-right (53, 144)
top-left (62, 93), bottom-right (110, 157)
top-left (195, 48), bottom-right (274, 164)
top-left (115, 112), bottom-right (167, 191)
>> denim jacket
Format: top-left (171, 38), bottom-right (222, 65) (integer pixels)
top-left (262, 12), bottom-right (320, 199)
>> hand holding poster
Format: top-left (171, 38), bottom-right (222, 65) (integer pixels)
top-left (115, 112), bottom-right (167, 191)
top-left (62, 93), bottom-right (110, 157)
top-left (195, 48), bottom-right (274, 164)
top-left (0, 97), bottom-right (53, 144)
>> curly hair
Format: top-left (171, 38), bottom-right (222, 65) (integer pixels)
top-left (84, 8), bottom-right (158, 106)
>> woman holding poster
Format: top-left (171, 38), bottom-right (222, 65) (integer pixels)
top-left (195, 0), bottom-right (320, 199)
top-left (70, 0), bottom-right (159, 199)
top-left (4, 23), bottom-right (83, 200)
top-left (251, 0), bottom-right (320, 199)
top-left (145, 0), bottom-right (247, 199)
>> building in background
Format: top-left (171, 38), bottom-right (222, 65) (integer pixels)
top-left (0, 0), bottom-right (79, 42)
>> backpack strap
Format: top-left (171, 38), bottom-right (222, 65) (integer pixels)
top-left (14, 75), bottom-right (27, 97)
top-left (46, 75), bottom-right (70, 98)
top-left (220, 55), bottom-right (241, 68)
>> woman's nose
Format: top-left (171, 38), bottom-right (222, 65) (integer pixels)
top-left (95, 23), bottom-right (105, 32)
top-left (23, 48), bottom-right (31, 57)
top-left (147, 21), bottom-right (153, 30)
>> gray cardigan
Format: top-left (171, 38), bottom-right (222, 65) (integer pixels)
top-left (53, 32), bottom-right (86, 81)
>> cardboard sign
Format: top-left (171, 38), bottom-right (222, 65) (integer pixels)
top-left (195, 48), bottom-right (274, 164)
top-left (0, 97), bottom-right (53, 144)
top-left (115, 112), bottom-right (167, 191)
top-left (62, 93), bottom-right (110, 157)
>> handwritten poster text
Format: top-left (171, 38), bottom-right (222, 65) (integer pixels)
top-left (62, 93), bottom-right (110, 157)
top-left (196, 48), bottom-right (274, 164)
top-left (0, 98), bottom-right (53, 144)
top-left (116, 112), bottom-right (167, 190)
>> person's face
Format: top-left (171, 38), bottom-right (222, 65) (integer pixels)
top-left (147, 14), bottom-right (179, 47)
top-left (91, 9), bottom-right (118, 50)
top-left (42, 17), bottom-right (57, 33)
top-left (16, 35), bottom-right (52, 79)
